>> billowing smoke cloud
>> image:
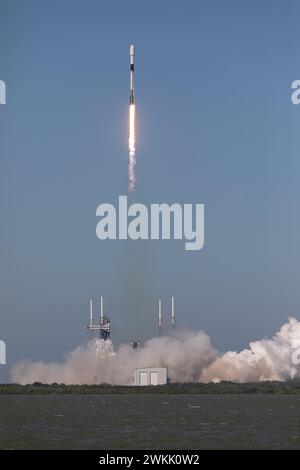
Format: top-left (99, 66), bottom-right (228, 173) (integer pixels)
top-left (12, 330), bottom-right (216, 385)
top-left (203, 317), bottom-right (300, 383)
top-left (11, 318), bottom-right (300, 385)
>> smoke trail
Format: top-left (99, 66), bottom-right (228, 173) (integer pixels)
top-left (11, 318), bottom-right (300, 385)
top-left (128, 104), bottom-right (136, 192)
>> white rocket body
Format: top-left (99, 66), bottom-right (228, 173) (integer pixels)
top-left (130, 44), bottom-right (135, 105)
top-left (171, 296), bottom-right (175, 328)
top-left (158, 299), bottom-right (162, 336)
top-left (100, 296), bottom-right (104, 325)
top-left (89, 299), bottom-right (93, 328)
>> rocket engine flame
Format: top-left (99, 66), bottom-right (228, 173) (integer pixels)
top-left (128, 103), bottom-right (136, 192)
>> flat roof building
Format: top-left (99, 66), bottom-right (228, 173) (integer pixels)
top-left (134, 367), bottom-right (167, 386)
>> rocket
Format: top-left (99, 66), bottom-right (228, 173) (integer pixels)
top-left (171, 296), bottom-right (175, 328)
top-left (128, 44), bottom-right (136, 191)
top-left (130, 44), bottom-right (135, 105)
top-left (100, 295), bottom-right (104, 325)
top-left (158, 299), bottom-right (162, 336)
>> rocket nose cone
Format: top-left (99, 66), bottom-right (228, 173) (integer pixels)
top-left (130, 44), bottom-right (135, 56)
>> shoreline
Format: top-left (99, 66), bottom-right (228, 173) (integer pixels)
top-left (1, 381), bottom-right (300, 394)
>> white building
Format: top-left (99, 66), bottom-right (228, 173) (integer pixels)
top-left (134, 367), bottom-right (167, 386)
top-left (0, 340), bottom-right (6, 365)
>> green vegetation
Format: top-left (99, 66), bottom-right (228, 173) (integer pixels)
top-left (1, 381), bottom-right (300, 394)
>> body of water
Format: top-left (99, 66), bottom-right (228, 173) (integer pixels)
top-left (0, 394), bottom-right (299, 449)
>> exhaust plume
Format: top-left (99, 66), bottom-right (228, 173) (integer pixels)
top-left (128, 104), bottom-right (136, 192)
top-left (11, 318), bottom-right (300, 385)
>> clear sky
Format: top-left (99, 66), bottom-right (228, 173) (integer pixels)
top-left (0, 0), bottom-right (300, 374)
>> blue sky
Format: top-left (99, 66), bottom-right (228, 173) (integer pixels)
top-left (0, 0), bottom-right (300, 373)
